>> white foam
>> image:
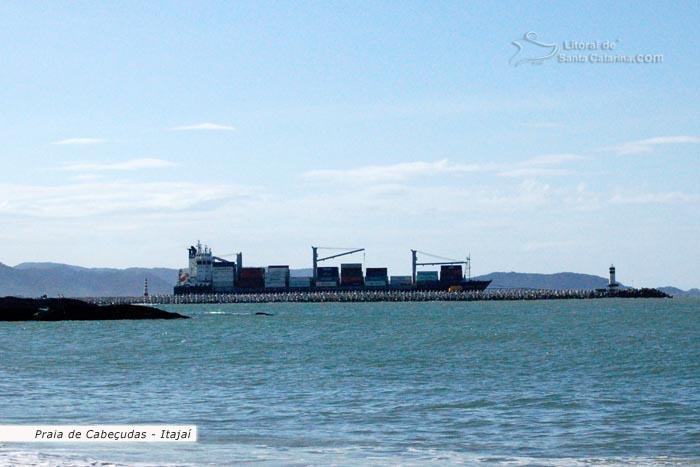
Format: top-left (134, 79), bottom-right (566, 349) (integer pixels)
top-left (1, 446), bottom-right (694, 467)
top-left (0, 447), bottom-right (194, 467)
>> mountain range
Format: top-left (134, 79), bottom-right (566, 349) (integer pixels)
top-left (0, 262), bottom-right (697, 298)
top-left (0, 263), bottom-right (176, 297)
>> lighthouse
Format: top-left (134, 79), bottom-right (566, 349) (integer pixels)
top-left (608, 265), bottom-right (619, 288)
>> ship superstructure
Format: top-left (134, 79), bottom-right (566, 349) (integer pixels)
top-left (176, 241), bottom-right (222, 293)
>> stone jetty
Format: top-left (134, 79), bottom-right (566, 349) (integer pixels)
top-left (84, 287), bottom-right (669, 306)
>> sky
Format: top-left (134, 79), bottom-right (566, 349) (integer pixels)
top-left (1, 1), bottom-right (699, 289)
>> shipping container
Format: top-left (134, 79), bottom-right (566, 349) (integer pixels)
top-left (390, 276), bottom-right (413, 286)
top-left (315, 280), bottom-right (338, 287)
top-left (289, 277), bottom-right (312, 288)
top-left (237, 268), bottom-right (265, 288)
top-left (365, 279), bottom-right (388, 287)
top-left (416, 270), bottom-right (440, 289)
top-left (440, 265), bottom-right (463, 285)
top-left (416, 271), bottom-right (439, 281)
top-left (240, 267), bottom-right (265, 278)
top-left (212, 267), bottom-right (235, 276)
top-left (265, 265), bottom-right (289, 287)
top-left (212, 268), bottom-right (235, 287)
top-left (341, 264), bottom-right (362, 274)
top-left (341, 276), bottom-right (364, 286)
top-left (366, 267), bottom-right (388, 278)
top-left (317, 266), bottom-right (339, 279)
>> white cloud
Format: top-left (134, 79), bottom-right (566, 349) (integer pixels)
top-left (171, 122), bottom-right (236, 131)
top-left (303, 154), bottom-right (584, 185)
top-left (59, 158), bottom-right (176, 172)
top-left (0, 181), bottom-right (252, 218)
top-left (496, 154), bottom-right (585, 177)
top-left (302, 159), bottom-right (492, 184)
top-left (610, 191), bottom-right (700, 205)
top-left (613, 136), bottom-right (700, 155)
top-left (498, 168), bottom-right (570, 178)
top-left (562, 183), bottom-right (602, 211)
top-left (69, 174), bottom-right (105, 182)
top-left (521, 122), bottom-right (565, 129)
top-left (53, 138), bottom-right (106, 145)
top-left (523, 154), bottom-right (586, 165)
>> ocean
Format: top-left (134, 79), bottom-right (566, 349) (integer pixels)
top-left (1, 298), bottom-right (698, 466)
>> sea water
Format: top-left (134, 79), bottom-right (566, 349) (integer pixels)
top-left (0, 298), bottom-right (698, 466)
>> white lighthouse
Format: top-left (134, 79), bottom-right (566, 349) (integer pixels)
top-left (608, 265), bottom-right (619, 288)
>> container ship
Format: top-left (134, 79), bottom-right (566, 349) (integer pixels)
top-left (174, 242), bottom-right (491, 295)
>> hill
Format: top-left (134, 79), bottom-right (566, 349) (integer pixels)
top-left (658, 287), bottom-right (700, 298)
top-left (473, 271), bottom-right (611, 290)
top-left (1, 263), bottom-right (178, 297)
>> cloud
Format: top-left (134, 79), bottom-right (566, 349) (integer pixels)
top-left (610, 191), bottom-right (700, 205)
top-left (59, 158), bottom-right (176, 172)
top-left (69, 174), bottom-right (105, 182)
top-left (53, 138), bottom-right (106, 145)
top-left (0, 181), bottom-right (252, 218)
top-left (303, 159), bottom-right (491, 184)
top-left (498, 168), bottom-right (570, 178)
top-left (171, 122), bottom-right (236, 131)
top-left (497, 154), bottom-right (585, 178)
top-left (523, 154), bottom-right (586, 165)
top-left (613, 136), bottom-right (700, 155)
top-left (303, 154), bottom-right (584, 185)
top-left (521, 122), bottom-right (565, 129)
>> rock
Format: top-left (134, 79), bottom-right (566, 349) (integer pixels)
top-left (0, 297), bottom-right (189, 321)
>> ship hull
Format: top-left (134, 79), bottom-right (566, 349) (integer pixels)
top-left (459, 280), bottom-right (491, 291)
top-left (174, 280), bottom-right (491, 295)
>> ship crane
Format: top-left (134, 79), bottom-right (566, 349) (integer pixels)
top-left (312, 246), bottom-right (365, 282)
top-left (411, 249), bottom-right (472, 284)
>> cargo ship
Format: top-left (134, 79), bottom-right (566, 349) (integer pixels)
top-left (174, 242), bottom-right (491, 295)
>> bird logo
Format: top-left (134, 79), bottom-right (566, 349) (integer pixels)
top-left (510, 32), bottom-right (558, 67)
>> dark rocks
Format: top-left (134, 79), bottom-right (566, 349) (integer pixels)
top-left (0, 297), bottom-right (189, 321)
top-left (607, 288), bottom-right (671, 298)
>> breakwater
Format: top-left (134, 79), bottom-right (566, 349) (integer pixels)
top-left (85, 287), bottom-right (669, 305)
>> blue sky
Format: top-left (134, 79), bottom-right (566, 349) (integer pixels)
top-left (1, 1), bottom-right (699, 288)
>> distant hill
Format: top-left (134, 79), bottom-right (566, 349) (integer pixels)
top-left (658, 287), bottom-right (700, 298)
top-left (473, 272), bottom-right (613, 290)
top-left (1, 263), bottom-right (178, 297)
top-left (0, 263), bottom-right (694, 298)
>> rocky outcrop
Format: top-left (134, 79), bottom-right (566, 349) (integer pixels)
top-left (0, 297), bottom-right (189, 321)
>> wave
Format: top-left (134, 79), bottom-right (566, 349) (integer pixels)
top-left (1, 446), bottom-right (696, 467)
